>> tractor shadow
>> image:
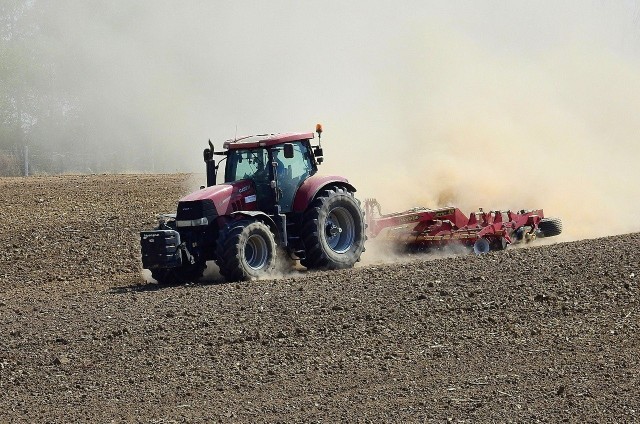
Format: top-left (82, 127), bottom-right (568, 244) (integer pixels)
top-left (111, 260), bottom-right (316, 294)
top-left (110, 262), bottom-right (228, 294)
top-left (110, 279), bottom-right (225, 294)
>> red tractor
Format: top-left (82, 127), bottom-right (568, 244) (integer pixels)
top-left (140, 125), bottom-right (366, 283)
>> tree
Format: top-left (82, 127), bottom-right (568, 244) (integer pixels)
top-left (0, 0), bottom-right (80, 175)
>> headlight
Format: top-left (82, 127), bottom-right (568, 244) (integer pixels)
top-left (176, 217), bottom-right (209, 227)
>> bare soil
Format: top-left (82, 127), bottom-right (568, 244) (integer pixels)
top-left (1, 174), bottom-right (638, 422)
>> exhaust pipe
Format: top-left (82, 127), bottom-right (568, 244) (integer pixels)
top-left (203, 140), bottom-right (216, 187)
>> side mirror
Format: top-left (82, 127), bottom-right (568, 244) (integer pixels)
top-left (283, 143), bottom-right (294, 159)
top-left (314, 147), bottom-right (323, 158)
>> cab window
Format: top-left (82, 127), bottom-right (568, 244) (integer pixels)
top-left (225, 148), bottom-right (269, 183)
top-left (273, 141), bottom-right (315, 183)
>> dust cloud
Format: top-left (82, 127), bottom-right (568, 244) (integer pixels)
top-left (319, 4), bottom-right (640, 241)
top-left (21, 1), bottom-right (640, 241)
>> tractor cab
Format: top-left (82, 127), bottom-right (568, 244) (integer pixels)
top-left (211, 132), bottom-right (321, 213)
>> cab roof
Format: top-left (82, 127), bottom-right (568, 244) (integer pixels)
top-left (223, 132), bottom-right (314, 150)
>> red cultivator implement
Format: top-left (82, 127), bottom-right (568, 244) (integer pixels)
top-left (365, 199), bottom-right (562, 254)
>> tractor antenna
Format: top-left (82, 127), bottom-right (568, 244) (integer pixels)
top-left (235, 124), bottom-right (238, 141)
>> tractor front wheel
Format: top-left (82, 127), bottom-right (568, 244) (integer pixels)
top-left (300, 187), bottom-right (365, 270)
top-left (216, 219), bottom-right (277, 282)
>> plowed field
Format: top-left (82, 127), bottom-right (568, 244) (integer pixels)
top-left (1, 174), bottom-right (638, 422)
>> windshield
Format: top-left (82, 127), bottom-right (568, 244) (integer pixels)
top-left (224, 148), bottom-right (269, 183)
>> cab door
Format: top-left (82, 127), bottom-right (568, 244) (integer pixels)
top-left (272, 141), bottom-right (315, 213)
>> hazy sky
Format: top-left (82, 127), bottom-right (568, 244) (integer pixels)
top-left (44, 1), bottom-right (640, 147)
top-left (37, 1), bottom-right (640, 238)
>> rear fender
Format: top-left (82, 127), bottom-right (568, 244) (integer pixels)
top-left (292, 175), bottom-right (356, 212)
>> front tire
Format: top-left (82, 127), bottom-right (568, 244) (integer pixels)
top-left (151, 261), bottom-right (206, 285)
top-left (300, 187), bottom-right (365, 270)
top-left (215, 219), bottom-right (277, 282)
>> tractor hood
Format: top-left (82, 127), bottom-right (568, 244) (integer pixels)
top-left (178, 180), bottom-right (256, 217)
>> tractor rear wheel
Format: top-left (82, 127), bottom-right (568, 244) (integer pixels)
top-left (300, 187), bottom-right (365, 270)
top-left (539, 217), bottom-right (563, 237)
top-left (216, 219), bottom-right (277, 281)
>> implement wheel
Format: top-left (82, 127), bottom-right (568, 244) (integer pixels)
top-left (300, 186), bottom-right (365, 270)
top-left (473, 238), bottom-right (491, 255)
top-left (539, 217), bottom-right (563, 237)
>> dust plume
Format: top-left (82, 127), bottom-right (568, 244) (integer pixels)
top-left (8, 1), bottom-right (640, 242)
top-left (321, 7), bottom-right (640, 242)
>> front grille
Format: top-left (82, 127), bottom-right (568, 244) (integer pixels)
top-left (176, 199), bottom-right (217, 222)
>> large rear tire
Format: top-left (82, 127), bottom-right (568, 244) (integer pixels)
top-left (300, 187), bottom-right (365, 270)
top-left (215, 219), bottom-right (277, 282)
top-left (538, 217), bottom-right (563, 237)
